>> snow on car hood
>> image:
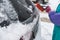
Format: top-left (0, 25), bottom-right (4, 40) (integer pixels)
top-left (0, 15), bottom-right (38, 40)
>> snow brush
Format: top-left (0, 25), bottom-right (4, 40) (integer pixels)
top-left (35, 3), bottom-right (51, 12)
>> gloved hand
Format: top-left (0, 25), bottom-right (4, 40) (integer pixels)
top-left (49, 4), bottom-right (60, 26)
top-left (49, 11), bottom-right (60, 26)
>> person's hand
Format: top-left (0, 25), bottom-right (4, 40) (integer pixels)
top-left (49, 11), bottom-right (56, 15)
top-left (49, 11), bottom-right (60, 26)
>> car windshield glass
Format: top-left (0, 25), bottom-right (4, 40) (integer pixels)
top-left (0, 0), bottom-right (3, 3)
top-left (9, 0), bottom-right (35, 22)
top-left (0, 0), bottom-right (35, 22)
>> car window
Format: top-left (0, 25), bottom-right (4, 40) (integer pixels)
top-left (0, 0), bottom-right (3, 3)
top-left (9, 0), bottom-right (35, 22)
top-left (0, 0), bottom-right (36, 22)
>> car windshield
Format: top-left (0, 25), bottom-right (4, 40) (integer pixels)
top-left (0, 0), bottom-right (35, 22)
top-left (9, 0), bottom-right (35, 22)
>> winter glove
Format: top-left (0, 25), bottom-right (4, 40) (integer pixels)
top-left (49, 11), bottom-right (60, 26)
top-left (49, 4), bottom-right (60, 26)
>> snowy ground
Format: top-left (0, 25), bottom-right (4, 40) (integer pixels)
top-left (34, 12), bottom-right (54, 40)
top-left (40, 13), bottom-right (54, 40)
top-left (34, 13), bottom-right (54, 40)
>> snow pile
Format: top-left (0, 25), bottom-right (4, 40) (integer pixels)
top-left (40, 12), bottom-right (54, 40)
top-left (41, 22), bottom-right (54, 40)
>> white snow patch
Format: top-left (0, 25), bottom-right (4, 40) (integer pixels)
top-left (0, 15), bottom-right (38, 40)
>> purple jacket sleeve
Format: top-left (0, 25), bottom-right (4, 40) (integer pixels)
top-left (49, 11), bottom-right (60, 26)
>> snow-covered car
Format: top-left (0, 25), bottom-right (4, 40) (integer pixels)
top-left (0, 0), bottom-right (39, 40)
